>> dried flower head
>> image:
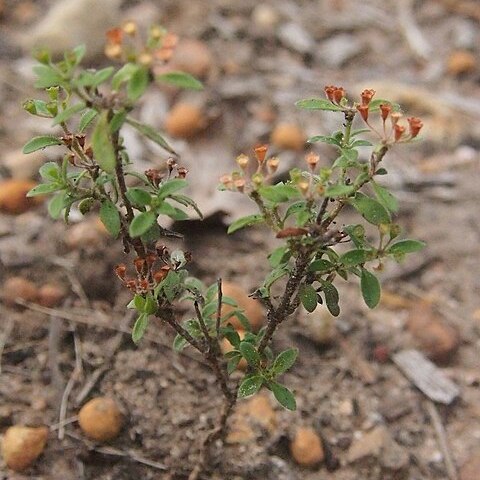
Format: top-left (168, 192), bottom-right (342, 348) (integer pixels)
top-left (379, 104), bottom-right (391, 121)
top-left (324, 85), bottom-right (336, 102)
top-left (236, 154), bottom-right (249, 170)
top-left (123, 21), bottom-right (137, 36)
top-left (305, 152), bottom-right (319, 170)
top-left (390, 112), bottom-right (402, 126)
top-left (220, 174), bottom-right (233, 188)
top-left (177, 167), bottom-right (189, 178)
top-left (297, 180), bottom-right (310, 196)
top-left (266, 157), bottom-right (280, 174)
top-left (234, 179), bottom-right (246, 193)
top-left (332, 87), bottom-right (346, 104)
top-left (394, 124), bottom-right (406, 142)
top-left (106, 27), bottom-right (123, 46)
top-left (361, 89), bottom-right (376, 106)
top-left (407, 117), bottom-right (423, 138)
top-left (254, 145), bottom-right (268, 164)
top-left (115, 264), bottom-right (127, 280)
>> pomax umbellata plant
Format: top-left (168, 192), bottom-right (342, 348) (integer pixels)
top-left (22, 22), bottom-right (425, 478)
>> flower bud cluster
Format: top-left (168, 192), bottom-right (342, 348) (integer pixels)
top-left (105, 21), bottom-right (178, 66)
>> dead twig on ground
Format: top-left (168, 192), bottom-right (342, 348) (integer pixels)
top-left (0, 316), bottom-right (14, 375)
top-left (65, 431), bottom-right (168, 471)
top-left (58, 328), bottom-right (83, 440)
top-left (425, 400), bottom-right (458, 480)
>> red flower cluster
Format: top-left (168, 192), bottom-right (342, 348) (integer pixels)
top-left (324, 85), bottom-right (346, 104)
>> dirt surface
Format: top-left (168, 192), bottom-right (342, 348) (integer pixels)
top-left (1, 1), bottom-right (480, 479)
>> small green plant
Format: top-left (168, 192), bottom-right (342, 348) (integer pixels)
top-left (23, 24), bottom-right (424, 478)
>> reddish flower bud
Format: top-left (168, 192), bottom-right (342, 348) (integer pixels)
top-left (145, 169), bottom-right (164, 187)
top-left (379, 104), bottom-right (391, 121)
top-left (360, 89), bottom-right (376, 106)
top-left (177, 167), bottom-right (188, 178)
top-left (125, 280), bottom-right (137, 292)
top-left (134, 258), bottom-right (146, 274)
top-left (84, 146), bottom-right (93, 159)
top-left (234, 178), bottom-right (246, 193)
top-left (357, 104), bottom-right (369, 122)
top-left (394, 124), bottom-right (406, 142)
top-left (106, 27), bottom-right (123, 46)
top-left (407, 117), bottom-right (423, 138)
top-left (162, 33), bottom-right (178, 49)
top-left (333, 87), bottom-right (346, 104)
top-left (254, 145), bottom-right (268, 164)
top-left (115, 264), bottom-right (127, 280)
top-left (305, 152), bottom-right (319, 170)
top-left (219, 174), bottom-right (233, 188)
top-left (324, 85), bottom-right (336, 102)
top-left (145, 254), bottom-right (157, 267)
top-left (153, 266), bottom-right (171, 284)
top-left (75, 134), bottom-right (86, 148)
top-left (138, 279), bottom-right (149, 292)
top-left (266, 157), bottom-right (279, 173)
top-left (276, 227), bottom-right (309, 238)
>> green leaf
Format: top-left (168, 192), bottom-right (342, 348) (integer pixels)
top-left (133, 294), bottom-right (146, 311)
top-left (23, 135), bottom-right (62, 154)
top-left (79, 108), bottom-right (98, 132)
top-left (112, 63), bottom-right (138, 90)
top-left (52, 101), bottom-right (86, 125)
top-left (264, 266), bottom-right (289, 290)
top-left (308, 259), bottom-right (334, 273)
top-left (173, 334), bottom-right (188, 352)
top-left (227, 214), bottom-right (264, 234)
top-left (23, 99), bottom-right (53, 117)
top-left (268, 246), bottom-right (290, 268)
top-left (325, 184), bottom-right (355, 198)
top-left (360, 268), bottom-right (381, 308)
top-left (227, 354), bottom-right (242, 374)
top-left (387, 239), bottom-right (426, 255)
top-left (372, 183), bottom-right (399, 213)
top-left (170, 194), bottom-right (203, 219)
top-left (125, 117), bottom-right (176, 155)
top-left (26, 183), bottom-right (62, 197)
top-left (339, 249), bottom-right (368, 267)
top-left (156, 202), bottom-right (189, 220)
top-left (239, 341), bottom-right (260, 367)
top-left (92, 66), bottom-right (115, 87)
top-left (157, 179), bottom-right (188, 199)
top-left (307, 135), bottom-right (341, 146)
top-left (39, 162), bottom-right (60, 181)
top-left (33, 65), bottom-right (64, 88)
top-left (47, 192), bottom-right (66, 219)
top-left (350, 193), bottom-right (391, 226)
top-left (91, 111), bottom-right (116, 173)
top-left (299, 285), bottom-right (318, 313)
top-left (350, 139), bottom-right (373, 147)
top-left (156, 71), bottom-right (203, 90)
top-left (109, 110), bottom-right (127, 133)
top-left (129, 211), bottom-right (156, 238)
top-left (259, 183), bottom-right (300, 203)
top-left (322, 282), bottom-right (340, 316)
top-left (99, 200), bottom-right (121, 238)
top-left (344, 224), bottom-right (368, 249)
top-left (126, 188), bottom-right (152, 207)
top-left (295, 98), bottom-right (342, 111)
top-left (127, 66), bottom-right (149, 101)
top-left (238, 375), bottom-right (263, 398)
top-left (272, 348), bottom-right (298, 375)
top-left (132, 313), bottom-right (149, 344)
top-left (269, 382), bottom-right (296, 410)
